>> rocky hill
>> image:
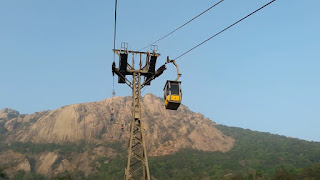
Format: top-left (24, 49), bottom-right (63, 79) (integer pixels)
top-left (0, 94), bottom-right (234, 178)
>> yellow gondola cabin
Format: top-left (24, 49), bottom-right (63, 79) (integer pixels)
top-left (163, 80), bottom-right (182, 110)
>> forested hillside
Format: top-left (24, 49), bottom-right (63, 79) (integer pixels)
top-left (1, 96), bottom-right (320, 179)
top-left (1, 125), bottom-right (319, 179)
top-left (147, 125), bottom-right (320, 179)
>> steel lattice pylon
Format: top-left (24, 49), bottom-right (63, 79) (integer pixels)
top-left (125, 72), bottom-right (150, 180)
top-left (112, 44), bottom-right (164, 180)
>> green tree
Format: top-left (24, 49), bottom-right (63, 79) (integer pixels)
top-left (255, 170), bottom-right (263, 179)
top-left (248, 174), bottom-right (254, 180)
top-left (0, 167), bottom-right (8, 180)
top-left (12, 170), bottom-right (25, 180)
top-left (272, 168), bottom-right (293, 180)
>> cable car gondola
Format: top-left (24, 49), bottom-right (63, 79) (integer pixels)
top-left (163, 57), bottom-right (182, 110)
top-left (121, 124), bottom-right (124, 132)
top-left (164, 80), bottom-right (182, 110)
top-left (110, 107), bottom-right (114, 121)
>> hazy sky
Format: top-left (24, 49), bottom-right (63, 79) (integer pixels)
top-left (1, 0), bottom-right (319, 141)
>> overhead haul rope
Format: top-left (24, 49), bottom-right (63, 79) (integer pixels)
top-left (140, 0), bottom-right (225, 92)
top-left (141, 0), bottom-right (276, 87)
top-left (173, 0), bottom-right (276, 60)
top-left (110, 0), bottom-right (118, 119)
top-left (112, 0), bottom-right (117, 97)
top-left (139, 0), bottom-right (225, 51)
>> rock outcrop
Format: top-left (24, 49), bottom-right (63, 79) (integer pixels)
top-left (0, 94), bottom-right (234, 177)
top-left (0, 150), bottom-right (31, 178)
top-left (3, 94), bottom-right (234, 155)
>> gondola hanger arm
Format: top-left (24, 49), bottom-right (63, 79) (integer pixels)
top-left (166, 56), bottom-right (182, 81)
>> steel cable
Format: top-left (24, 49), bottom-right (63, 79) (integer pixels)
top-left (139, 0), bottom-right (225, 51)
top-left (112, 0), bottom-right (118, 106)
top-left (113, 0), bottom-right (117, 63)
top-left (173, 0), bottom-right (276, 60)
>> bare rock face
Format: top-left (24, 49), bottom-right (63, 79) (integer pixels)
top-left (0, 108), bottom-right (49, 134)
top-left (141, 94), bottom-right (234, 155)
top-left (0, 149), bottom-right (118, 178)
top-left (0, 150), bottom-right (31, 178)
top-left (54, 159), bottom-right (73, 176)
top-left (36, 152), bottom-right (59, 176)
top-left (52, 147), bottom-right (117, 177)
top-left (4, 94), bottom-right (234, 156)
top-left (0, 108), bottom-right (19, 120)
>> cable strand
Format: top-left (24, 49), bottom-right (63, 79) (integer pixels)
top-left (112, 0), bottom-right (118, 105)
top-left (113, 0), bottom-right (117, 63)
top-left (139, 0), bottom-right (225, 51)
top-left (174, 0), bottom-right (276, 60)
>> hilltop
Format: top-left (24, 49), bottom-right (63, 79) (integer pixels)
top-left (0, 94), bottom-right (319, 179)
top-left (0, 94), bottom-right (233, 178)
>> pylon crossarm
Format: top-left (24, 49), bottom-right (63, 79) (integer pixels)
top-left (141, 64), bottom-right (167, 88)
top-left (112, 68), bottom-right (133, 88)
top-left (113, 49), bottom-right (160, 56)
top-left (127, 63), bottom-right (134, 70)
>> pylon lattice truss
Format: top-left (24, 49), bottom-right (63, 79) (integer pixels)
top-left (112, 43), bottom-right (165, 180)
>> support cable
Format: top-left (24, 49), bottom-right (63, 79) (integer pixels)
top-left (112, 0), bottom-right (118, 99)
top-left (174, 0), bottom-right (276, 60)
top-left (139, 0), bottom-right (225, 51)
top-left (140, 0), bottom-right (276, 88)
top-left (113, 0), bottom-right (117, 64)
top-left (110, 0), bottom-right (118, 120)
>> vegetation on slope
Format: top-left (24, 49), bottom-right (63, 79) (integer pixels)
top-left (147, 125), bottom-right (320, 179)
top-left (1, 125), bottom-right (320, 179)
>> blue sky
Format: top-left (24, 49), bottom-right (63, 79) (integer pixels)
top-left (1, 0), bottom-right (319, 141)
